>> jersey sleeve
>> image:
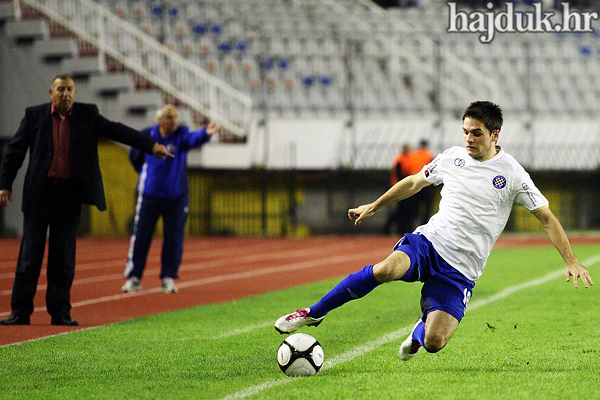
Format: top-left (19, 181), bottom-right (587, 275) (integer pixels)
top-left (422, 151), bottom-right (445, 186)
top-left (181, 126), bottom-right (210, 151)
top-left (513, 169), bottom-right (549, 212)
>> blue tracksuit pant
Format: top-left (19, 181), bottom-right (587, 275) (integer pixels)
top-left (124, 194), bottom-right (188, 280)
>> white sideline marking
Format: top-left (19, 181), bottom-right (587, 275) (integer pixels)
top-left (221, 327), bottom-right (414, 400)
top-left (220, 254), bottom-right (600, 400)
top-left (210, 322), bottom-right (274, 340)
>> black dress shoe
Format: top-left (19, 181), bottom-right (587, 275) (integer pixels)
top-left (51, 317), bottom-right (79, 326)
top-left (0, 315), bottom-right (31, 325)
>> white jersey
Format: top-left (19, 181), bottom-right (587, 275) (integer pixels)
top-left (415, 146), bottom-right (548, 281)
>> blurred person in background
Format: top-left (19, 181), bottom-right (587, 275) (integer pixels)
top-left (384, 140), bottom-right (434, 235)
top-left (0, 74), bottom-right (172, 326)
top-left (383, 143), bottom-right (415, 235)
top-left (409, 139), bottom-right (434, 226)
top-left (122, 105), bottom-right (220, 294)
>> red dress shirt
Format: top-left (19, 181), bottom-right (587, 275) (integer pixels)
top-left (48, 104), bottom-right (76, 179)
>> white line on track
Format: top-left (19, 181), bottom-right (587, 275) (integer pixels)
top-left (219, 253), bottom-right (600, 400)
top-left (0, 242), bottom-right (365, 296)
top-left (0, 237), bottom-right (359, 279)
top-left (0, 250), bottom-right (385, 317)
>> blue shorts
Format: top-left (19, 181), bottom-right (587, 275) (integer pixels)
top-left (393, 233), bottom-right (474, 323)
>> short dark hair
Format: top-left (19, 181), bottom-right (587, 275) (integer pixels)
top-left (462, 101), bottom-right (503, 133)
top-left (51, 74), bottom-right (75, 87)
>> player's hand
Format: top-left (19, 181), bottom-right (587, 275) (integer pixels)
top-left (565, 262), bottom-right (594, 289)
top-left (0, 190), bottom-right (12, 208)
top-left (152, 143), bottom-right (174, 159)
top-left (348, 204), bottom-right (376, 225)
top-left (206, 123), bottom-right (221, 136)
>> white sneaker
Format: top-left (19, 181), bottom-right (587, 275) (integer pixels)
top-left (274, 308), bottom-right (324, 334)
top-left (122, 277), bottom-right (142, 293)
top-left (161, 277), bottom-right (178, 293)
top-left (399, 317), bottom-right (423, 361)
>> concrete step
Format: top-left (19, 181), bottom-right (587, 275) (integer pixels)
top-left (62, 56), bottom-right (105, 80)
top-left (89, 72), bottom-right (134, 97)
top-left (4, 19), bottom-right (49, 43)
top-left (33, 37), bottom-right (77, 63)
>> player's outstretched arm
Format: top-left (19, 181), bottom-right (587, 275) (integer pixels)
top-left (348, 203), bottom-right (376, 225)
top-left (534, 207), bottom-right (594, 289)
top-left (348, 172), bottom-right (430, 226)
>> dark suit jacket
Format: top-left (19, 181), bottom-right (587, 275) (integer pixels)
top-left (0, 102), bottom-right (156, 212)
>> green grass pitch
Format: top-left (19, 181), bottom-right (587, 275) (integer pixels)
top-left (1, 243), bottom-right (599, 399)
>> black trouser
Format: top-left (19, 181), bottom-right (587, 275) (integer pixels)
top-left (383, 196), bottom-right (419, 236)
top-left (10, 179), bottom-right (82, 320)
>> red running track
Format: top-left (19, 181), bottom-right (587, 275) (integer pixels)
top-left (0, 236), bottom-right (395, 346)
top-left (1, 233), bottom-right (599, 346)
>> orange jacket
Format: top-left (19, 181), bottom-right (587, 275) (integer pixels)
top-left (405, 148), bottom-right (433, 176)
top-left (391, 153), bottom-right (411, 185)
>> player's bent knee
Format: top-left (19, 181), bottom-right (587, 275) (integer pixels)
top-left (372, 252), bottom-right (410, 283)
top-left (423, 335), bottom-right (448, 353)
top-left (372, 261), bottom-right (395, 283)
top-left (423, 310), bottom-right (458, 353)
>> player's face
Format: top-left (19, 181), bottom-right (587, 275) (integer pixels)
top-left (49, 78), bottom-right (76, 114)
top-left (158, 108), bottom-right (179, 136)
top-left (463, 117), bottom-right (499, 161)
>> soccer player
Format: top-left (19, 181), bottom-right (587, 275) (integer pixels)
top-left (274, 101), bottom-right (594, 360)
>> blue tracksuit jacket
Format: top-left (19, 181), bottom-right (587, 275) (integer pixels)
top-left (130, 125), bottom-right (210, 199)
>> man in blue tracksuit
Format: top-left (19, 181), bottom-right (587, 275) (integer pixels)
top-left (122, 105), bottom-right (220, 293)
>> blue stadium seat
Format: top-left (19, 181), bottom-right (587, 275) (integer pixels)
top-left (151, 5), bottom-right (162, 18)
top-left (236, 41), bottom-right (247, 53)
top-left (168, 6), bottom-right (179, 18)
top-left (580, 46), bottom-right (592, 56)
top-left (192, 24), bottom-right (207, 36)
top-left (218, 42), bottom-right (232, 53)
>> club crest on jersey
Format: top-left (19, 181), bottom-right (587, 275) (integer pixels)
top-left (454, 158), bottom-right (466, 167)
top-left (493, 175), bottom-right (507, 189)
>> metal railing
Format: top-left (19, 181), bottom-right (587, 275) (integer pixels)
top-left (21, 0), bottom-right (253, 138)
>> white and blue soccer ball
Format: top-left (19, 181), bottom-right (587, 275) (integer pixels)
top-left (277, 333), bottom-right (324, 377)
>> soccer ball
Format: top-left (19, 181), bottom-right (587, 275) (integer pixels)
top-left (277, 333), bottom-right (324, 377)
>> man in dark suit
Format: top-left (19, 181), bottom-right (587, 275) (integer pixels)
top-left (0, 74), bottom-right (173, 326)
